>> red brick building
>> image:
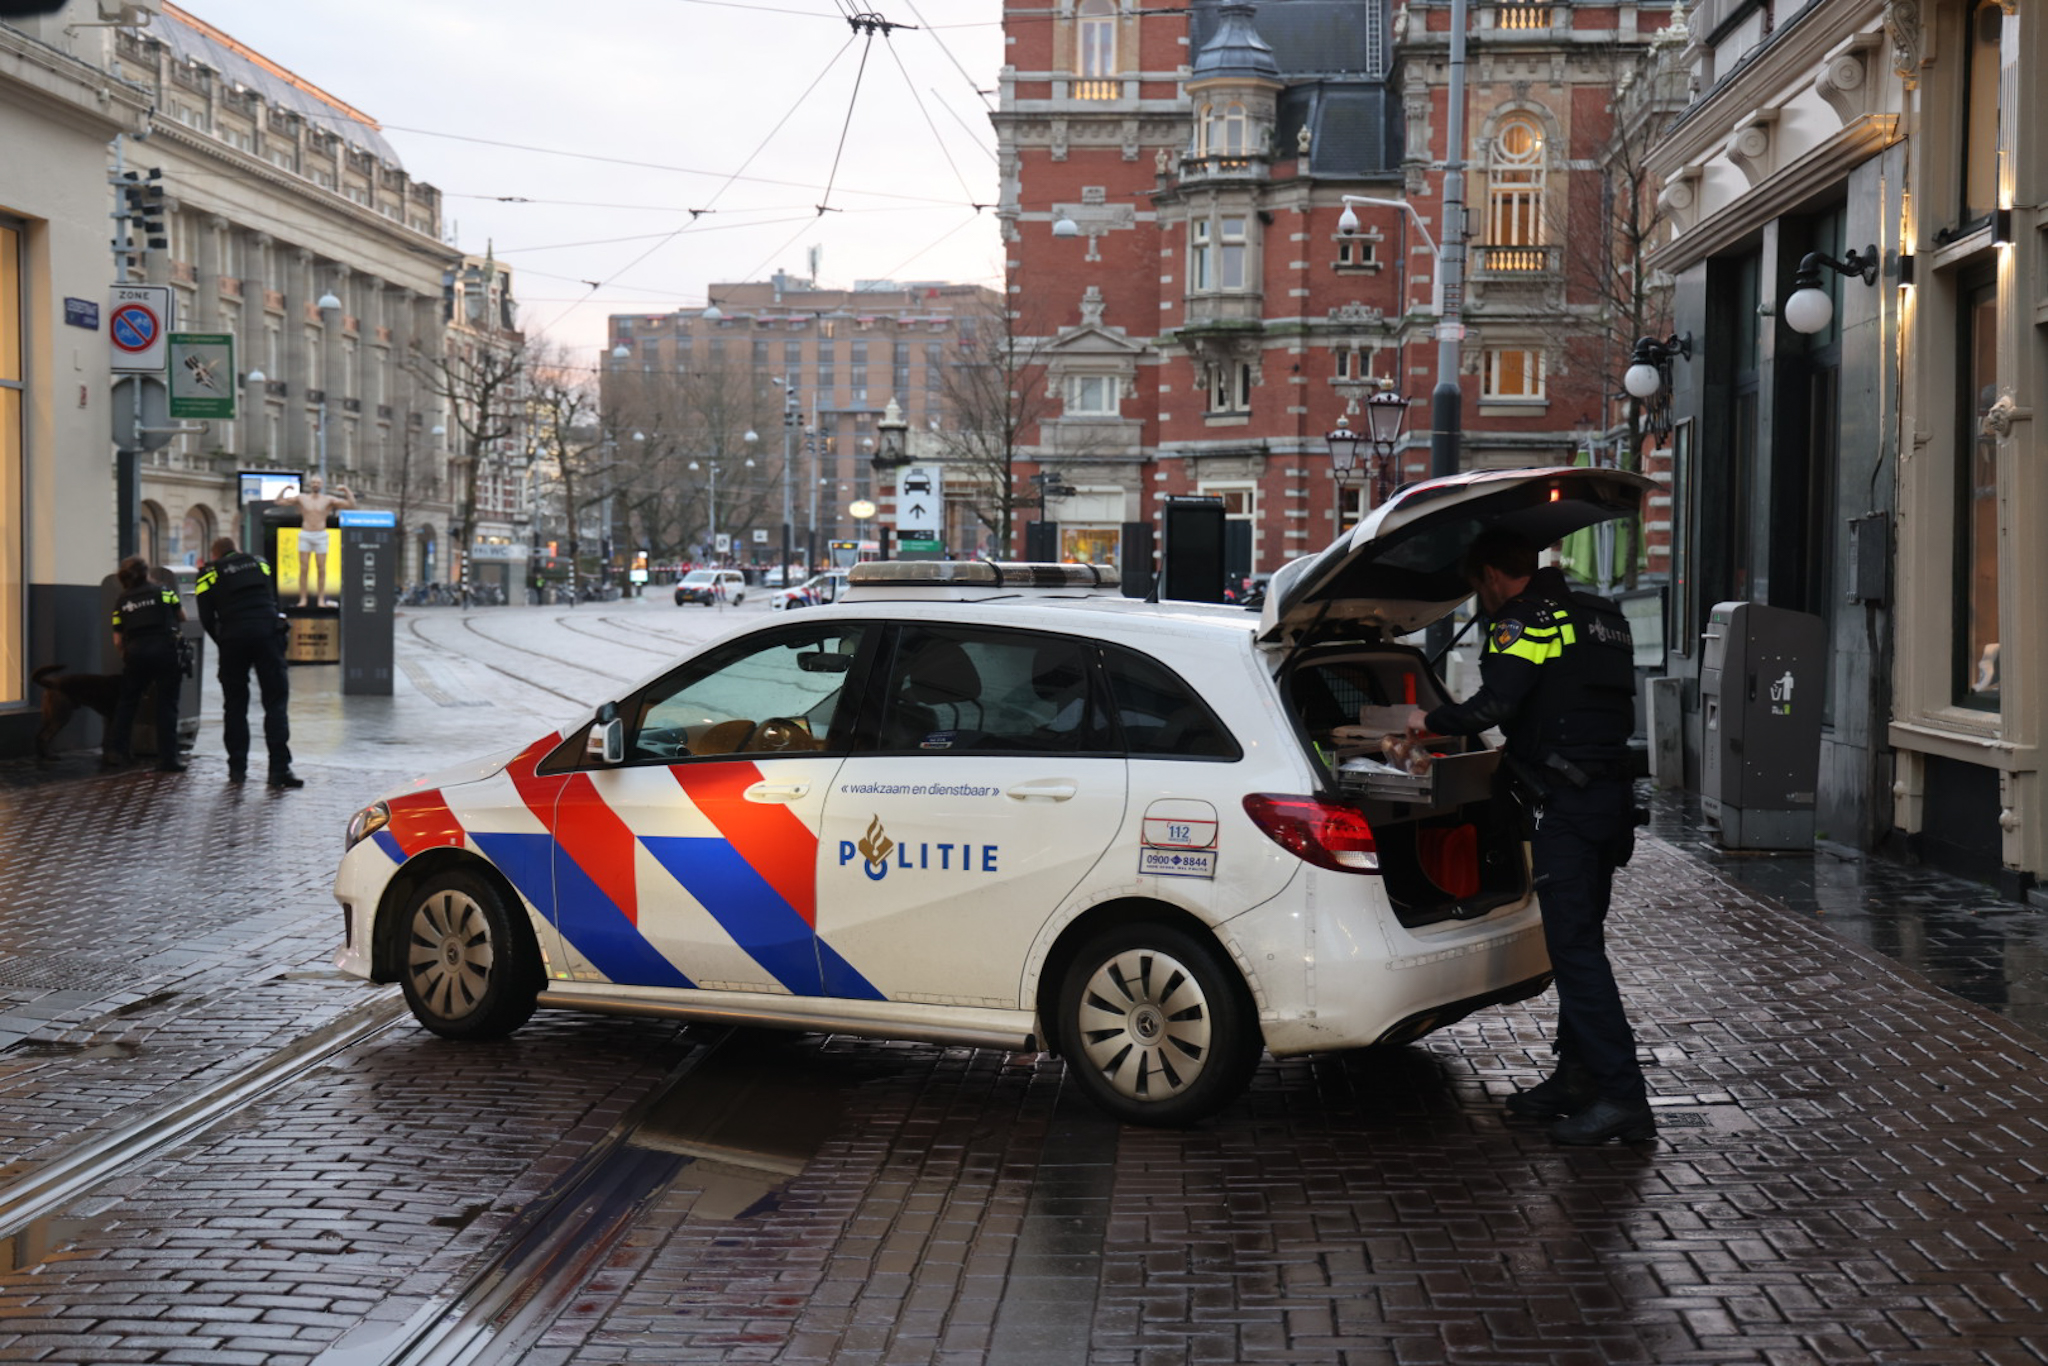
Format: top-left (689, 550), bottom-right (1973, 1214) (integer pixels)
top-left (996, 0), bottom-right (1674, 586)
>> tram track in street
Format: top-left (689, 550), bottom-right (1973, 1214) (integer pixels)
top-left (550, 611), bottom-right (684, 657)
top-left (0, 994), bottom-right (411, 1271)
top-left (312, 1025), bottom-right (744, 1366)
top-left (398, 615), bottom-right (610, 710)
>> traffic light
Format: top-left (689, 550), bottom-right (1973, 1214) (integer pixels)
top-left (118, 169), bottom-right (167, 251)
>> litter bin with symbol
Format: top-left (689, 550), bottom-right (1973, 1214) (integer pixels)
top-left (1699, 600), bottom-right (1827, 850)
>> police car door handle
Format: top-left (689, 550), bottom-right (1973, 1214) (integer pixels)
top-left (744, 781), bottom-right (810, 803)
top-left (1006, 779), bottom-right (1078, 802)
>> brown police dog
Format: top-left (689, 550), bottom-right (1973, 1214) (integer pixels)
top-left (30, 664), bottom-right (123, 760)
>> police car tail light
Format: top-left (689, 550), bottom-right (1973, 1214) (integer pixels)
top-left (1243, 794), bottom-right (1380, 874)
top-left (346, 801), bottom-right (390, 851)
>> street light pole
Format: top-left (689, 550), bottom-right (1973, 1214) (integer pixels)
top-left (773, 377), bottom-right (798, 587)
top-left (1433, 0), bottom-right (1469, 482)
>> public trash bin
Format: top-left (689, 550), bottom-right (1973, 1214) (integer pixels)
top-left (1699, 600), bottom-right (1826, 850)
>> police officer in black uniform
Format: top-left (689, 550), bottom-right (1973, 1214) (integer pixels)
top-left (1405, 528), bottom-right (1651, 1145)
top-left (107, 556), bottom-right (187, 773)
top-left (196, 535), bottom-right (301, 788)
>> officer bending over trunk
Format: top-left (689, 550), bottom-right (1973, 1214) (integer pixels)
top-left (1405, 528), bottom-right (1651, 1146)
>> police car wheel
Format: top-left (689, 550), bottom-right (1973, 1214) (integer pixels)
top-left (398, 870), bottom-right (541, 1040)
top-left (1056, 924), bottom-right (1260, 1126)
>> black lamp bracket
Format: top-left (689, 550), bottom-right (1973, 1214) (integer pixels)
top-left (1632, 332), bottom-right (1693, 366)
top-left (1796, 245), bottom-right (1879, 289)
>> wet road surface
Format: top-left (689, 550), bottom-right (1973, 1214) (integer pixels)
top-left (2, 599), bottom-right (2046, 1363)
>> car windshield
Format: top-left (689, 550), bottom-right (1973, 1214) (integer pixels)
top-left (681, 571), bottom-right (717, 584)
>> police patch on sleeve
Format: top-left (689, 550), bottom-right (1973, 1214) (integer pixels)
top-left (1491, 619), bottom-right (1526, 651)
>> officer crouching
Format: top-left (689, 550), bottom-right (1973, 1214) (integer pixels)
top-left (105, 556), bottom-right (187, 773)
top-left (196, 536), bottom-right (301, 788)
top-left (1405, 528), bottom-right (1651, 1145)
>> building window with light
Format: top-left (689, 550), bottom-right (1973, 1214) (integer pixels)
top-left (1962, 0), bottom-right (2002, 231)
top-left (1957, 271), bottom-right (2000, 711)
top-left (1200, 102), bottom-right (1248, 162)
top-left (1076, 0), bottom-right (1116, 100)
top-left (1485, 116), bottom-right (1546, 272)
top-left (1482, 347), bottom-right (1545, 400)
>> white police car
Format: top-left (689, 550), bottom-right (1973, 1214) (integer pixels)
top-left (335, 467), bottom-right (1651, 1125)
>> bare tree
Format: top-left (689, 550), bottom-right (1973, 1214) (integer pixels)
top-left (925, 294), bottom-right (1060, 557)
top-left (604, 359), bottom-right (779, 566)
top-left (414, 332), bottom-right (527, 591)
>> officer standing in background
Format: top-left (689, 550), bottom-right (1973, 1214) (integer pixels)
top-left (1405, 528), bottom-right (1650, 1145)
top-left (106, 556), bottom-right (187, 773)
top-left (196, 535), bottom-right (302, 788)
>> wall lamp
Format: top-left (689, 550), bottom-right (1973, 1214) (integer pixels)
top-left (1782, 245), bottom-right (1878, 335)
top-left (1622, 332), bottom-right (1693, 399)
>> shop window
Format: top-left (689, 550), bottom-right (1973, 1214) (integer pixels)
top-left (1957, 274), bottom-right (2000, 711)
top-left (1962, 0), bottom-right (2002, 231)
top-left (1482, 348), bottom-right (1545, 399)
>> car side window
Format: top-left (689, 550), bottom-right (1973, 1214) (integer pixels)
top-left (878, 626), bottom-right (1112, 754)
top-left (1099, 643), bottom-right (1241, 760)
top-left (625, 624), bottom-right (868, 763)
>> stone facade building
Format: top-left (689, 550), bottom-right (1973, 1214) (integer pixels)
top-left (1645, 0), bottom-right (2045, 897)
top-left (108, 2), bottom-right (470, 584)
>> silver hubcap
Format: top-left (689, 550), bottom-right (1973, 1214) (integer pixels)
top-left (408, 889), bottom-right (494, 1019)
top-left (1075, 947), bottom-right (1212, 1101)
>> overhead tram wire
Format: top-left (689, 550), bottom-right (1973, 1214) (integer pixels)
top-left (898, 0), bottom-right (994, 106)
top-left (880, 26), bottom-right (981, 202)
top-left (522, 32), bottom-right (861, 339)
top-left (374, 125), bottom-right (966, 207)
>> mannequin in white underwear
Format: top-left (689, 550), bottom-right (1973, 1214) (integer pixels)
top-left (275, 475), bottom-right (356, 607)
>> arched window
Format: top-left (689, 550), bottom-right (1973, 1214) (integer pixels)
top-left (1200, 102), bottom-right (1248, 161)
top-left (1077, 0), bottom-right (1116, 100)
top-left (1485, 116), bottom-right (1546, 271)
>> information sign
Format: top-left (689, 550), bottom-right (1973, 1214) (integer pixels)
top-left (894, 465), bottom-right (944, 536)
top-left (168, 332), bottom-right (236, 419)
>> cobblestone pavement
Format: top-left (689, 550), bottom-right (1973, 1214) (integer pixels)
top-left (4, 602), bottom-right (2048, 1363)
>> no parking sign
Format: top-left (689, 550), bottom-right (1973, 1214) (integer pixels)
top-left (109, 285), bottom-right (172, 373)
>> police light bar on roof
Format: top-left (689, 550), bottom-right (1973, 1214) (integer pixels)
top-left (847, 560), bottom-right (1120, 591)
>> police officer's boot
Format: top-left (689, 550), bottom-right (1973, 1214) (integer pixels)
top-left (1504, 1057), bottom-right (1597, 1118)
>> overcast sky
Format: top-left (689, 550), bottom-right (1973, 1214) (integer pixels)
top-left (182, 0), bottom-right (1006, 364)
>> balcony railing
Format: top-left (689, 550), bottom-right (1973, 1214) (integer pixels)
top-left (1072, 78), bottom-right (1120, 101)
top-left (1471, 244), bottom-right (1561, 277)
top-left (1497, 3), bottom-right (1554, 29)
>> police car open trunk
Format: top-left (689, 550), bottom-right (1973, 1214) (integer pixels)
top-left (1256, 467), bottom-right (1656, 929)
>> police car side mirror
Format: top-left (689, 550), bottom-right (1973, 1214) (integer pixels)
top-left (584, 718), bottom-right (625, 765)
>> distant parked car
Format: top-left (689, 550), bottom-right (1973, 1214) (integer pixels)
top-left (673, 569), bottom-right (746, 606)
top-left (771, 569), bottom-right (850, 611)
